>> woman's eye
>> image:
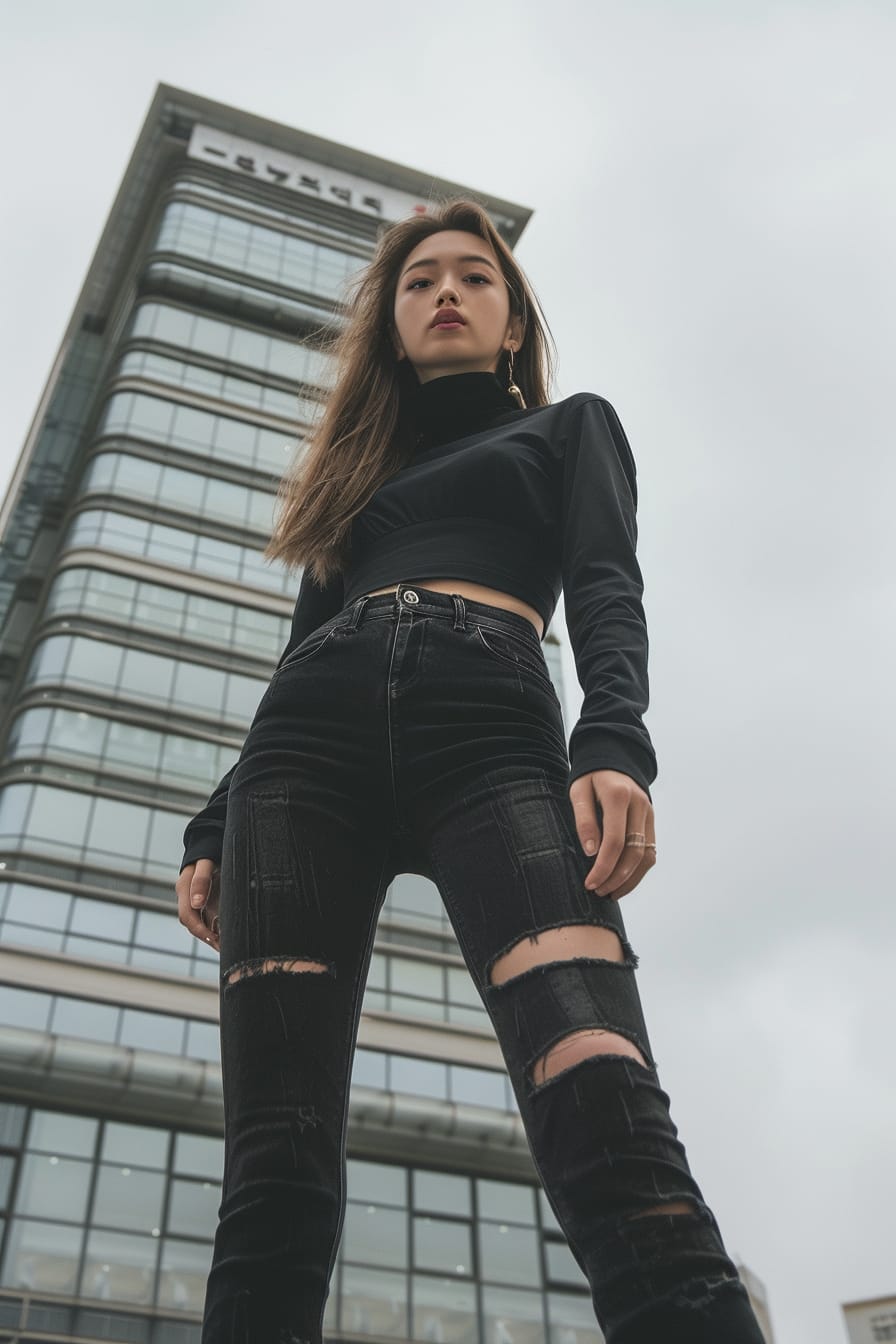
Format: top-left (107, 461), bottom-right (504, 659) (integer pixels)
top-left (407, 274), bottom-right (490, 290)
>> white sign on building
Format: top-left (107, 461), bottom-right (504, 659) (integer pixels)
top-left (843, 1294), bottom-right (896, 1343)
top-left (188, 123), bottom-right (430, 224)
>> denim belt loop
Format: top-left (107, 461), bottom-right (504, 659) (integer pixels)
top-left (346, 594), bottom-right (369, 633)
top-left (451, 594), bottom-right (467, 631)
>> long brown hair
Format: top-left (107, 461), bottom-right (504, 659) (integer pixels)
top-left (263, 196), bottom-right (557, 585)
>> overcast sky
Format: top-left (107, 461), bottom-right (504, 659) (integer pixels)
top-left (2, 2), bottom-right (894, 1340)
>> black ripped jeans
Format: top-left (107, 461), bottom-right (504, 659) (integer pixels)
top-left (202, 584), bottom-right (764, 1344)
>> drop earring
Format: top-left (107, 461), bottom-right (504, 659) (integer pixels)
top-left (506, 345), bottom-right (526, 409)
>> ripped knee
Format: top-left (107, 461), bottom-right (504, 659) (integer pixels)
top-left (488, 922), bottom-right (630, 985)
top-left (628, 1198), bottom-right (698, 1219)
top-left (531, 1027), bottom-right (648, 1086)
top-left (224, 955), bottom-right (332, 985)
top-left (486, 924), bottom-right (651, 1086)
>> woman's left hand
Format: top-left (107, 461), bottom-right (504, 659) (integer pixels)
top-left (569, 769), bottom-right (656, 900)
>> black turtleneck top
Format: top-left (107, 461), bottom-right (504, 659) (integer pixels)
top-left (179, 370), bottom-right (656, 874)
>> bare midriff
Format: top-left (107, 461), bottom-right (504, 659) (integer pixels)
top-left (361, 580), bottom-right (545, 641)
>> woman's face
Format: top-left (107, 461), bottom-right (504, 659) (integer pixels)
top-left (392, 229), bottom-right (521, 383)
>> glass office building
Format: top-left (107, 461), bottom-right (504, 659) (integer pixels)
top-left (0, 84), bottom-right (597, 1343)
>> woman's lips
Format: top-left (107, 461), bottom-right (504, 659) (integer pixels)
top-left (431, 321), bottom-right (464, 330)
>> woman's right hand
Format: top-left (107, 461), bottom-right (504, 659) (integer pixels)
top-left (176, 858), bottom-right (221, 954)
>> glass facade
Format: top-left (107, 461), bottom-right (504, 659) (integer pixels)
top-left (82, 450), bottom-right (281, 534)
top-left (0, 1101), bottom-right (597, 1344)
top-left (0, 91), bottom-right (586, 1341)
top-left (128, 299), bottom-right (334, 391)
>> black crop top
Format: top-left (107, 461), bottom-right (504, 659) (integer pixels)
top-left (179, 370), bottom-right (656, 874)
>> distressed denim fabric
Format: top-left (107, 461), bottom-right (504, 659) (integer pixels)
top-left (202, 584), bottom-right (764, 1344)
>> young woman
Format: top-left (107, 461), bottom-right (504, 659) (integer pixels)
top-left (175, 198), bottom-right (764, 1343)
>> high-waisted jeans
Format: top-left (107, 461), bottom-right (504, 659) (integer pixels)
top-left (201, 583), bottom-right (764, 1344)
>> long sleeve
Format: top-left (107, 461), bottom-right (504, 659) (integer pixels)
top-left (561, 395), bottom-right (657, 800)
top-left (178, 565), bottom-right (345, 875)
